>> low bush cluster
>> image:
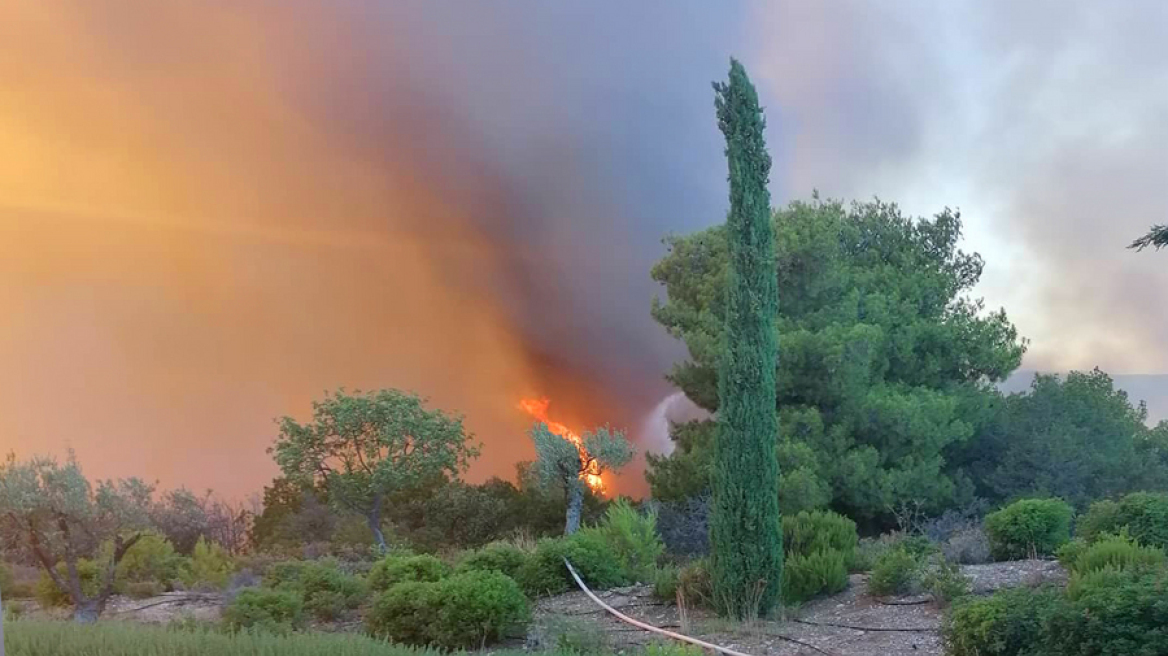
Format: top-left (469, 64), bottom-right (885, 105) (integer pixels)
top-left (779, 510), bottom-right (856, 604)
top-left (456, 541), bottom-right (529, 580)
top-left (1077, 491), bottom-right (1168, 550)
top-left (867, 546), bottom-right (922, 596)
top-left (222, 588), bottom-right (306, 634)
top-left (262, 558), bottom-right (369, 622)
top-left (516, 530), bottom-right (629, 596)
top-left (983, 498), bottom-right (1073, 560)
top-left (368, 553), bottom-right (450, 592)
top-left (366, 570), bottom-right (530, 649)
top-left (1064, 531), bottom-right (1165, 579)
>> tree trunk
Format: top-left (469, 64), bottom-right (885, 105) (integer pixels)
top-left (367, 512), bottom-right (388, 553)
top-left (565, 484), bottom-right (584, 535)
top-left (72, 598), bottom-right (102, 624)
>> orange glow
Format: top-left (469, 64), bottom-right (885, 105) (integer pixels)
top-left (519, 397), bottom-right (605, 493)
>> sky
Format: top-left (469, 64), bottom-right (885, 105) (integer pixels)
top-left (1, 1), bottom-right (1165, 499)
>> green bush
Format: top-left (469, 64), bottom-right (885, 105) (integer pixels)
top-left (116, 533), bottom-right (189, 592)
top-left (984, 498), bottom-right (1073, 560)
top-left (34, 559), bottom-right (103, 607)
top-left (943, 586), bottom-right (1064, 656)
top-left (266, 559), bottom-right (368, 622)
top-left (593, 499), bottom-right (665, 582)
top-left (183, 537), bottom-right (234, 590)
top-left (868, 547), bottom-right (921, 596)
top-left (652, 564), bottom-right (680, 601)
top-left (1056, 538), bottom-right (1089, 569)
top-left (921, 556), bottom-right (970, 607)
top-left (222, 588), bottom-right (305, 634)
top-left (1046, 567), bottom-right (1168, 656)
top-left (782, 548), bottom-right (848, 604)
top-left (456, 541), bottom-right (529, 580)
top-left (783, 510), bottom-right (858, 562)
top-left (368, 553), bottom-right (451, 592)
top-left (515, 532), bottom-right (629, 597)
top-left (1078, 492), bottom-right (1168, 550)
top-left (366, 571), bottom-right (529, 649)
top-left (533, 616), bottom-right (611, 654)
top-left (1066, 532), bottom-right (1166, 577)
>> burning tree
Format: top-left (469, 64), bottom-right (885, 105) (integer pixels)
top-left (0, 453), bottom-right (154, 622)
top-left (708, 59), bottom-right (783, 617)
top-left (271, 388), bottom-right (480, 552)
top-left (527, 414), bottom-right (632, 535)
top-left (1130, 224), bottom-right (1167, 252)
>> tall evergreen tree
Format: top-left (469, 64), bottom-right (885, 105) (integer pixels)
top-left (1130, 224), bottom-right (1167, 251)
top-left (708, 59), bottom-right (783, 617)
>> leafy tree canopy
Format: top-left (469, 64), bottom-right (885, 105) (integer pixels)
top-left (271, 388), bottom-right (480, 551)
top-left (1130, 224), bottom-right (1167, 251)
top-left (648, 197), bottom-right (1026, 522)
top-left (529, 423), bottom-right (632, 534)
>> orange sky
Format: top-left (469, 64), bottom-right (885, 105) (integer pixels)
top-left (0, 3), bottom-right (648, 498)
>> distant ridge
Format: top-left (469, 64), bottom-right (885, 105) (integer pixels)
top-left (1002, 371), bottom-right (1168, 424)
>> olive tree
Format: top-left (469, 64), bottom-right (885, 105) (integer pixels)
top-left (0, 453), bottom-right (153, 622)
top-left (271, 388), bottom-right (480, 552)
top-left (529, 423), bottom-right (633, 534)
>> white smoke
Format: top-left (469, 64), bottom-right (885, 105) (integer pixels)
top-left (638, 391), bottom-right (708, 456)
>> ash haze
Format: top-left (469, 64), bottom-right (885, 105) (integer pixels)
top-left (1, 2), bottom-right (1165, 500)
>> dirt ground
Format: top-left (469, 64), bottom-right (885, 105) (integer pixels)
top-left (528, 560), bottom-right (1067, 656)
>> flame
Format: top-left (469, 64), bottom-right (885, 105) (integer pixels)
top-left (519, 397), bottom-right (605, 493)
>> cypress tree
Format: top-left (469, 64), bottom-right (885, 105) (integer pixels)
top-left (709, 59), bottom-right (782, 617)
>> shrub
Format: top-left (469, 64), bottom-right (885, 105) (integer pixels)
top-left (1046, 567), bottom-right (1168, 656)
top-left (783, 510), bottom-right (858, 562)
top-left (515, 532), bottom-right (629, 597)
top-left (1056, 537), bottom-right (1089, 569)
top-left (653, 496), bottom-right (710, 558)
top-left (676, 559), bottom-right (712, 608)
top-left (868, 547), bottom-right (921, 596)
top-left (268, 559), bottom-right (368, 622)
top-left (4, 599), bottom-right (26, 621)
top-left (942, 586), bottom-right (1064, 656)
top-left (1065, 532), bottom-right (1166, 578)
top-left (123, 580), bottom-right (165, 599)
top-left (782, 548), bottom-right (848, 604)
top-left (921, 556), bottom-right (970, 607)
top-left (116, 533), bottom-right (189, 592)
top-left (593, 499), bottom-right (664, 582)
top-left (456, 541), bottom-right (529, 580)
top-left (652, 564), bottom-right (680, 601)
top-left (941, 526), bottom-right (992, 565)
top-left (222, 588), bottom-right (305, 634)
top-left (531, 615), bottom-right (611, 654)
top-left (368, 554), bottom-right (450, 592)
top-left (366, 571), bottom-right (529, 649)
top-left (34, 559), bottom-right (102, 607)
top-left (183, 537), bottom-right (234, 590)
top-left (1078, 492), bottom-right (1168, 550)
top-left (984, 498), bottom-right (1073, 560)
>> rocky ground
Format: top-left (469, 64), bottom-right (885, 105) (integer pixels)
top-left (528, 559), bottom-right (1067, 656)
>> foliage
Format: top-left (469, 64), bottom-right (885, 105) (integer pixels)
top-left (153, 488), bottom-right (251, 555)
top-left (35, 560), bottom-right (102, 608)
top-left (5, 619), bottom-right (472, 656)
top-left (263, 558), bottom-right (368, 622)
top-left (0, 453), bottom-right (154, 620)
top-left (366, 570), bottom-right (530, 649)
top-left (652, 495), bottom-right (710, 558)
top-left (1064, 532), bottom-right (1165, 578)
top-left (676, 559), bottom-right (713, 608)
top-left (532, 616), bottom-right (611, 654)
top-left (457, 541), bottom-right (530, 580)
top-left (368, 553), bottom-right (450, 592)
top-left (515, 531), bottom-right (629, 597)
top-left (983, 498), bottom-right (1073, 560)
top-left (652, 564), bottom-right (680, 601)
top-left (940, 527), bottom-right (992, 565)
top-left (593, 499), bottom-right (664, 582)
top-left (708, 58), bottom-right (784, 620)
top-left (271, 388), bottom-right (481, 550)
top-left (867, 547), bottom-right (921, 596)
top-left (1049, 568), bottom-right (1168, 655)
top-left (1130, 224), bottom-right (1168, 251)
top-left (921, 556), bottom-right (971, 606)
top-left (782, 549), bottom-right (848, 604)
top-left (648, 192), bottom-right (1025, 525)
top-left (529, 423), bottom-right (633, 535)
top-left (966, 370), bottom-right (1162, 507)
top-left (221, 587), bottom-right (305, 634)
top-left (942, 586), bottom-right (1064, 656)
top-left (182, 537), bottom-right (234, 590)
top-left (115, 532), bottom-right (189, 592)
top-left (1078, 491), bottom-right (1168, 550)
top-left (783, 510), bottom-right (858, 565)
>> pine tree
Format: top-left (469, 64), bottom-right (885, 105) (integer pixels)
top-left (708, 59), bottom-right (783, 617)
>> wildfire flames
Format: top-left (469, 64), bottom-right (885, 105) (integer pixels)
top-left (518, 397), bottom-right (605, 493)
